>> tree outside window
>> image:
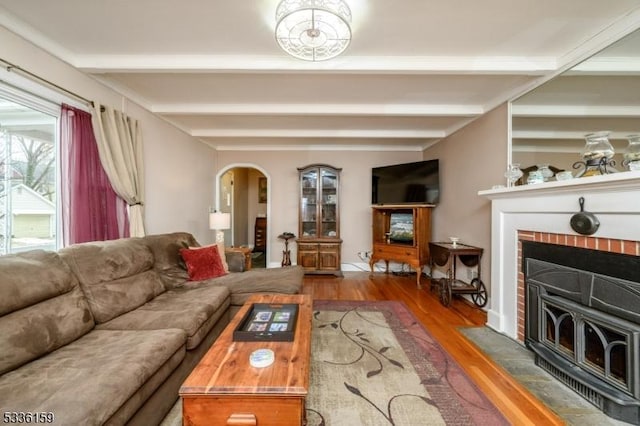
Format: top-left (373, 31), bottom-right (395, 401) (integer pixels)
top-left (0, 98), bottom-right (57, 255)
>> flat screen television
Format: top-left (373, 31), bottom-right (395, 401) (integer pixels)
top-left (372, 159), bottom-right (440, 205)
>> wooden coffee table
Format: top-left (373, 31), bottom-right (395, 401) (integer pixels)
top-left (180, 294), bottom-right (312, 426)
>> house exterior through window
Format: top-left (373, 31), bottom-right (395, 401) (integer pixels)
top-left (0, 94), bottom-right (58, 255)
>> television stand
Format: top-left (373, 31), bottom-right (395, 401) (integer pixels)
top-left (370, 205), bottom-right (434, 288)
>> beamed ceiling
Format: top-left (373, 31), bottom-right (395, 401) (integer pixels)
top-left (0, 0), bottom-right (639, 151)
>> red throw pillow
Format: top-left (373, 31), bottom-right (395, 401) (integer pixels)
top-left (180, 245), bottom-right (227, 281)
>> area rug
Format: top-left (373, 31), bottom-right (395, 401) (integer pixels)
top-left (307, 300), bottom-right (508, 425)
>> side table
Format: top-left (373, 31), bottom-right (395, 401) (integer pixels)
top-left (429, 242), bottom-right (487, 308)
top-left (226, 246), bottom-right (253, 271)
top-left (278, 232), bottom-right (296, 267)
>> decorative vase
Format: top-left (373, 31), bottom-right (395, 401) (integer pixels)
top-left (527, 170), bottom-right (544, 185)
top-left (504, 163), bottom-right (523, 187)
top-left (536, 164), bottom-right (554, 181)
top-left (575, 131), bottom-right (616, 177)
top-left (624, 134), bottom-right (640, 170)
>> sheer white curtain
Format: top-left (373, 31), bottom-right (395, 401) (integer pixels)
top-left (91, 102), bottom-right (146, 237)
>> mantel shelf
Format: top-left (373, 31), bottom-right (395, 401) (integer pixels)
top-left (479, 170), bottom-right (640, 200)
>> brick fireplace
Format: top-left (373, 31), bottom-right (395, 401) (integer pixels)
top-left (519, 233), bottom-right (640, 422)
top-left (480, 172), bottom-right (640, 339)
top-left (480, 172), bottom-right (640, 421)
top-left (516, 230), bottom-right (640, 342)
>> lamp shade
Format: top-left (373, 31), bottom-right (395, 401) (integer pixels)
top-left (209, 212), bottom-right (231, 230)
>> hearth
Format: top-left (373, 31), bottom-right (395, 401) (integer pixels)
top-left (523, 241), bottom-right (640, 424)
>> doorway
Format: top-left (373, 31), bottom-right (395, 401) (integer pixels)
top-left (217, 165), bottom-right (269, 269)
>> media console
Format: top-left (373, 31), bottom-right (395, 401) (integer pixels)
top-left (369, 205), bottom-right (434, 288)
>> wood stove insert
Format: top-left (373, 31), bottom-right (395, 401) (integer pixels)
top-left (523, 241), bottom-right (640, 423)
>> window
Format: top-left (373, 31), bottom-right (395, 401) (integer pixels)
top-left (0, 95), bottom-right (59, 254)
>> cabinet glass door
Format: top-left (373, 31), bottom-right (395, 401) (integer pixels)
top-left (320, 168), bottom-right (338, 237)
top-left (301, 169), bottom-right (318, 237)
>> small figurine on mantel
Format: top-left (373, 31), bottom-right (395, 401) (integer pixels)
top-left (278, 232), bottom-right (296, 266)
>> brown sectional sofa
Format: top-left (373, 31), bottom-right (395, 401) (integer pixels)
top-left (0, 232), bottom-right (303, 425)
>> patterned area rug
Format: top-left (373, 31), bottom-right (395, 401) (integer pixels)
top-left (307, 301), bottom-right (508, 425)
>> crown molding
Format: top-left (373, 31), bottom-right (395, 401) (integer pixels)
top-left (0, 6), bottom-right (78, 66)
top-left (555, 6), bottom-right (640, 72)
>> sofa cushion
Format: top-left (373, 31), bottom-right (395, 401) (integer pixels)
top-left (60, 238), bottom-right (166, 323)
top-left (180, 245), bottom-right (227, 281)
top-left (142, 232), bottom-right (199, 289)
top-left (97, 285), bottom-right (231, 349)
top-left (143, 232), bottom-right (198, 269)
top-left (0, 250), bottom-right (95, 375)
top-left (202, 266), bottom-right (304, 306)
top-left (0, 329), bottom-right (186, 426)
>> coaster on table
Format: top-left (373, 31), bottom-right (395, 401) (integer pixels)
top-left (250, 349), bottom-right (274, 368)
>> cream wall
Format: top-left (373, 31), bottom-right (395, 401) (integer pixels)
top-left (424, 103), bottom-right (509, 290)
top-left (216, 150), bottom-right (419, 268)
top-left (0, 26), bottom-right (217, 245)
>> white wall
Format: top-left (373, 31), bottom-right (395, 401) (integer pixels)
top-left (0, 26), bottom-right (217, 245)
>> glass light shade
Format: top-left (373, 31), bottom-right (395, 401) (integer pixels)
top-left (209, 212), bottom-right (231, 230)
top-left (275, 0), bottom-right (352, 61)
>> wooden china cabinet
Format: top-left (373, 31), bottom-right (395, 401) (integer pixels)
top-left (296, 164), bottom-right (342, 275)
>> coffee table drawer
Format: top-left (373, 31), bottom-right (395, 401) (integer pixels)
top-left (183, 396), bottom-right (304, 425)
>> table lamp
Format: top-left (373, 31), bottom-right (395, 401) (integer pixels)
top-left (209, 211), bottom-right (231, 244)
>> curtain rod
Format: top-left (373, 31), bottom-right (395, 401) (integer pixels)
top-left (0, 57), bottom-right (94, 108)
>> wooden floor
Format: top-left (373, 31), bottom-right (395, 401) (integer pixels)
top-left (302, 271), bottom-right (564, 426)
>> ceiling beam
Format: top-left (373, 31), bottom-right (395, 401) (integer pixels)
top-left (75, 55), bottom-right (556, 75)
top-left (153, 103), bottom-right (483, 117)
top-left (512, 130), bottom-right (636, 140)
top-left (191, 128), bottom-right (445, 138)
top-left (512, 105), bottom-right (640, 117)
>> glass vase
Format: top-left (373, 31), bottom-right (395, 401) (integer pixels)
top-left (576, 131), bottom-right (616, 177)
top-left (527, 170), bottom-right (544, 184)
top-left (536, 164), bottom-right (554, 181)
top-left (624, 134), bottom-right (640, 170)
top-left (504, 163), bottom-right (523, 187)
top-left (582, 131), bottom-right (614, 161)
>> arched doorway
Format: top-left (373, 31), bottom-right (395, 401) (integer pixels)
top-left (216, 164), bottom-right (270, 269)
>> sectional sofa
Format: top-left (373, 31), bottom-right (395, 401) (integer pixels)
top-left (0, 232), bottom-right (303, 425)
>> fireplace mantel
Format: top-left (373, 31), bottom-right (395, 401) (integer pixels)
top-left (479, 170), bottom-right (640, 200)
top-left (478, 171), bottom-right (640, 339)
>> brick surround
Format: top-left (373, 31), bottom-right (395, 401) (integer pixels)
top-left (516, 231), bottom-right (640, 342)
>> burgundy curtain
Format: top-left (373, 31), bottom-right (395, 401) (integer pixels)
top-left (60, 104), bottom-right (129, 245)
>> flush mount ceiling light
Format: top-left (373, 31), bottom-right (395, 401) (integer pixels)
top-left (275, 0), bottom-right (352, 61)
